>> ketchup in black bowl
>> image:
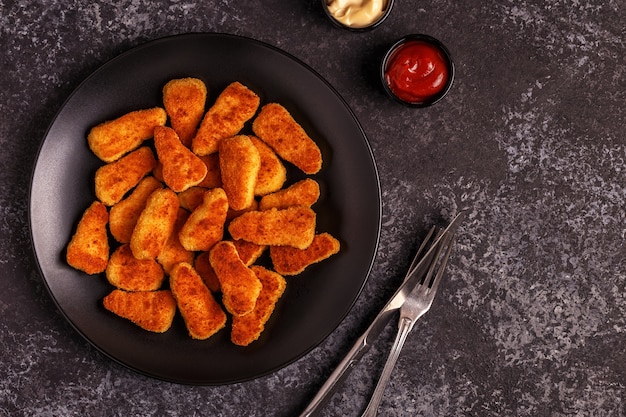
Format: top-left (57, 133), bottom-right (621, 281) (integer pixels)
top-left (381, 34), bottom-right (454, 107)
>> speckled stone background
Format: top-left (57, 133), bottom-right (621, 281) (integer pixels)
top-left (1, 0), bottom-right (625, 416)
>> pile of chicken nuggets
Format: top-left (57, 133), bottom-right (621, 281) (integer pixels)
top-left (65, 78), bottom-right (340, 346)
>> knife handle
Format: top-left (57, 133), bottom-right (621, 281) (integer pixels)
top-left (298, 332), bottom-right (370, 417)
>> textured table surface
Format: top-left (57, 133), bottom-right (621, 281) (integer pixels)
top-left (1, 1), bottom-right (625, 416)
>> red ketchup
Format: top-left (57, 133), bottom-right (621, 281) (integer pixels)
top-left (384, 40), bottom-right (449, 104)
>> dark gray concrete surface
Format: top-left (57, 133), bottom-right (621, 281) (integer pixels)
top-left (1, 1), bottom-right (624, 416)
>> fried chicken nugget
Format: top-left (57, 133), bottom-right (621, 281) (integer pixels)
top-left (170, 262), bottom-right (227, 340)
top-left (152, 161), bottom-right (164, 183)
top-left (156, 208), bottom-right (194, 274)
top-left (249, 136), bottom-right (287, 196)
top-left (259, 178), bottom-right (320, 211)
top-left (193, 240), bottom-right (264, 294)
top-left (194, 251), bottom-right (221, 293)
top-left (197, 153), bottom-right (222, 188)
top-left (233, 240), bottom-right (267, 266)
top-left (226, 199), bottom-right (259, 221)
top-left (219, 135), bottom-right (261, 211)
top-left (88, 107), bottom-right (166, 163)
top-left (209, 241), bottom-right (262, 317)
top-left (252, 103), bottom-right (322, 174)
top-left (154, 126), bottom-right (207, 192)
top-left (103, 289), bottom-right (176, 333)
top-left (66, 201), bottom-right (109, 274)
top-left (106, 244), bottom-right (165, 291)
top-left (177, 186), bottom-right (206, 212)
top-left (179, 188), bottom-right (229, 252)
top-left (228, 206), bottom-right (316, 249)
top-left (95, 146), bottom-right (157, 206)
top-left (130, 188), bottom-right (179, 260)
top-left (271, 232), bottom-right (341, 275)
top-left (162, 78), bottom-right (207, 148)
top-left (192, 81), bottom-right (260, 156)
top-left (109, 176), bottom-right (163, 243)
top-left (231, 266), bottom-right (286, 346)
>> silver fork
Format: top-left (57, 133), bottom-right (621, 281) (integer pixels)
top-left (360, 231), bottom-right (454, 417)
top-left (298, 212), bottom-right (463, 417)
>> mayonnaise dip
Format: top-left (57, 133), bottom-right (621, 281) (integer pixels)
top-left (326, 0), bottom-right (387, 28)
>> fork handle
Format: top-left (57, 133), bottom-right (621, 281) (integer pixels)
top-left (360, 316), bottom-right (413, 417)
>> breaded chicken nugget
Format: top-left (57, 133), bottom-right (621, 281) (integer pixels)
top-left (106, 244), bottom-right (165, 291)
top-left (179, 188), bottom-right (229, 252)
top-left (177, 186), bottom-right (206, 212)
top-left (233, 240), bottom-right (267, 266)
top-left (88, 107), bottom-right (166, 163)
top-left (103, 289), bottom-right (176, 333)
top-left (194, 251), bottom-right (221, 293)
top-left (226, 199), bottom-right (259, 221)
top-left (271, 232), bottom-right (340, 275)
top-left (219, 135), bottom-right (261, 211)
top-left (192, 82), bottom-right (260, 155)
top-left (252, 103), bottom-right (322, 174)
top-left (197, 153), bottom-right (222, 188)
top-left (95, 146), bottom-right (157, 206)
top-left (249, 136), bottom-right (287, 196)
top-left (228, 206), bottom-right (316, 249)
top-left (154, 126), bottom-right (207, 192)
top-left (156, 208), bottom-right (194, 274)
top-left (130, 188), bottom-right (179, 260)
top-left (162, 78), bottom-right (207, 148)
top-left (109, 176), bottom-right (163, 243)
top-left (231, 266), bottom-right (286, 346)
top-left (66, 201), bottom-right (109, 274)
top-left (152, 161), bottom-right (164, 183)
top-left (170, 262), bottom-right (226, 340)
top-left (259, 178), bottom-right (320, 211)
top-left (209, 241), bottom-right (262, 317)
top-left (193, 240), bottom-right (264, 294)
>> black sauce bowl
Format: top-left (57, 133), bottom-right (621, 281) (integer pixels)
top-left (380, 34), bottom-right (455, 107)
top-left (321, 0), bottom-right (395, 32)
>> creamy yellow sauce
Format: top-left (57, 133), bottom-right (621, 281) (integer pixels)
top-left (327, 0), bottom-right (386, 28)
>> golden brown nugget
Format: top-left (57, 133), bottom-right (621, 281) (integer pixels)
top-left (226, 199), bottom-right (259, 221)
top-left (271, 232), bottom-right (341, 275)
top-left (177, 186), bottom-right (206, 212)
top-left (162, 78), bottom-right (207, 148)
top-left (106, 244), bottom-right (165, 291)
top-left (209, 241), bottom-right (262, 317)
top-left (154, 126), bottom-right (207, 192)
top-left (103, 289), bottom-right (176, 333)
top-left (95, 146), bottom-right (157, 206)
top-left (66, 201), bottom-right (109, 274)
top-left (249, 136), bottom-right (287, 196)
top-left (109, 176), bottom-right (163, 243)
top-left (233, 240), bottom-right (267, 266)
top-left (156, 208), bottom-right (194, 274)
top-left (194, 251), bottom-right (221, 293)
top-left (179, 188), bottom-right (229, 252)
top-left (197, 153), bottom-right (222, 188)
top-left (192, 82), bottom-right (260, 155)
top-left (259, 178), bottom-right (320, 211)
top-left (228, 206), bottom-right (316, 249)
top-left (130, 188), bottom-right (179, 260)
top-left (170, 262), bottom-right (226, 340)
top-left (231, 266), bottom-right (286, 346)
top-left (219, 135), bottom-right (261, 211)
top-left (88, 107), bottom-right (166, 163)
top-left (152, 161), bottom-right (164, 183)
top-left (252, 103), bottom-right (322, 174)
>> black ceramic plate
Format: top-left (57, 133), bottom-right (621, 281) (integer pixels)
top-left (29, 33), bottom-right (381, 385)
